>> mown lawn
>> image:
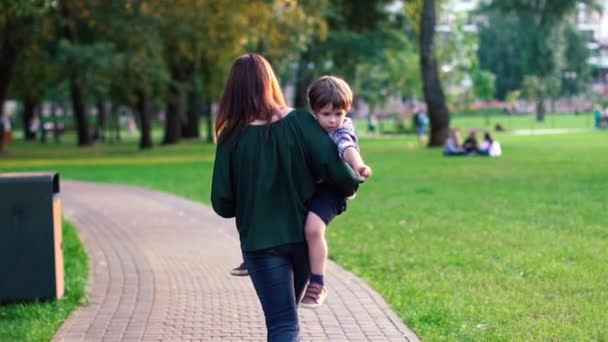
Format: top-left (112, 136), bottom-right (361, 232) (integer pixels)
top-left (1, 130), bottom-right (606, 341)
top-left (367, 112), bottom-right (596, 134)
top-left (0, 222), bottom-right (88, 341)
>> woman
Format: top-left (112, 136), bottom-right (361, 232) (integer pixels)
top-left (211, 53), bottom-right (360, 341)
top-left (444, 128), bottom-right (467, 156)
top-left (478, 132), bottom-right (502, 157)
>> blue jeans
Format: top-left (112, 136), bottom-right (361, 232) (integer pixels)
top-left (243, 242), bottom-right (310, 342)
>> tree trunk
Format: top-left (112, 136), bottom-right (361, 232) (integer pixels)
top-left (61, 2), bottom-right (91, 146)
top-left (294, 50), bottom-right (313, 109)
top-left (93, 101), bottom-right (106, 142)
top-left (70, 75), bottom-right (92, 146)
top-left (536, 95), bottom-right (545, 122)
top-left (0, 14), bottom-right (20, 152)
top-left (163, 69), bottom-right (184, 145)
top-left (420, 0), bottom-right (450, 147)
top-left (51, 102), bottom-right (61, 143)
top-left (22, 98), bottom-right (37, 141)
top-left (0, 27), bottom-right (18, 105)
top-left (204, 96), bottom-right (213, 143)
top-left (109, 109), bottom-right (121, 143)
top-left (182, 80), bottom-right (201, 139)
top-left (136, 89), bottom-right (153, 149)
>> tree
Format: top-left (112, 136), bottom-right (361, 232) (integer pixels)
top-left (477, 12), bottom-right (527, 100)
top-left (10, 15), bottom-right (61, 141)
top-left (432, 10), bottom-right (495, 108)
top-left (57, 0), bottom-right (100, 146)
top-left (417, 0), bottom-right (450, 146)
top-left (353, 26), bottom-right (421, 115)
top-left (561, 24), bottom-right (592, 101)
top-left (486, 0), bottom-right (600, 120)
top-left (105, 0), bottom-right (167, 149)
top-left (0, 0), bottom-right (53, 111)
top-left (149, 0), bottom-right (327, 144)
top-left (0, 1), bottom-right (53, 151)
top-left (292, 0), bottom-right (393, 108)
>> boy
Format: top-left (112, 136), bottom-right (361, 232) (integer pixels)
top-left (300, 75), bottom-right (372, 309)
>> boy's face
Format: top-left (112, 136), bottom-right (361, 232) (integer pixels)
top-left (315, 104), bottom-right (348, 133)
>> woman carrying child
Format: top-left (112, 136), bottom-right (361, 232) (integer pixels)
top-left (211, 54), bottom-right (360, 341)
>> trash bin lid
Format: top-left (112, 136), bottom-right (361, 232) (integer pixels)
top-left (0, 172), bottom-right (60, 193)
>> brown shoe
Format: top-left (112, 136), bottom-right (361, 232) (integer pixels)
top-left (230, 262), bottom-right (249, 276)
top-left (300, 282), bottom-right (327, 309)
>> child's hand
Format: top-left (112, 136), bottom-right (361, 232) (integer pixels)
top-left (356, 165), bottom-right (372, 180)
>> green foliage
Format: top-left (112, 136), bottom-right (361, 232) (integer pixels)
top-left (480, 0), bottom-right (598, 107)
top-left (431, 6), bottom-right (496, 107)
top-left (353, 25), bottom-right (421, 109)
top-left (473, 70), bottom-right (495, 101)
top-left (295, 0), bottom-right (397, 103)
top-left (521, 75), bottom-right (540, 102)
top-left (562, 25), bottom-right (592, 96)
top-left (0, 0), bottom-right (55, 17)
top-left (9, 15), bottom-right (62, 103)
top-left (477, 12), bottom-right (526, 100)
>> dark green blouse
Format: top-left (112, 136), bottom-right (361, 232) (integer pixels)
top-left (211, 109), bottom-right (361, 251)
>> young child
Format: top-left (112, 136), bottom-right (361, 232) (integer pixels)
top-left (300, 75), bottom-right (372, 309)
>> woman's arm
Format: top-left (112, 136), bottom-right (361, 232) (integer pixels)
top-left (211, 143), bottom-right (236, 218)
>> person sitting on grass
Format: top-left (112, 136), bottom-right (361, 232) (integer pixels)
top-left (299, 75), bottom-right (372, 309)
top-left (462, 130), bottom-right (479, 155)
top-left (478, 132), bottom-right (502, 157)
top-left (444, 128), bottom-right (467, 156)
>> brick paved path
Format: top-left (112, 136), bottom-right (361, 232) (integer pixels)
top-left (53, 181), bottom-right (419, 342)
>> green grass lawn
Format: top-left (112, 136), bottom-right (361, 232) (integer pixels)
top-left (367, 112), bottom-right (596, 134)
top-left (0, 222), bottom-right (88, 341)
top-left (1, 130), bottom-right (606, 341)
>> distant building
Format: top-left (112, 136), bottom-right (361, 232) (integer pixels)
top-left (576, 1), bottom-right (608, 94)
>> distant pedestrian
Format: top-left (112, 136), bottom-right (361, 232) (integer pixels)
top-left (594, 106), bottom-right (602, 128)
top-left (413, 109), bottom-right (429, 142)
top-left (211, 53), bottom-right (360, 341)
top-left (1, 114), bottom-right (12, 146)
top-left (367, 113), bottom-right (378, 132)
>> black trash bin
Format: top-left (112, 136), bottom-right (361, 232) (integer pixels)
top-left (0, 172), bottom-right (64, 302)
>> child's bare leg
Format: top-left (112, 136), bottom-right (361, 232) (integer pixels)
top-left (301, 212), bottom-right (329, 308)
top-left (305, 212), bottom-right (327, 281)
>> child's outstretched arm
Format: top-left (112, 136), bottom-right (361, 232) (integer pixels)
top-left (342, 147), bottom-right (372, 179)
top-left (330, 118), bottom-right (372, 180)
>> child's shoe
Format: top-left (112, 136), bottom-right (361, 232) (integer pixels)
top-left (300, 282), bottom-right (327, 309)
top-left (229, 262), bottom-right (249, 276)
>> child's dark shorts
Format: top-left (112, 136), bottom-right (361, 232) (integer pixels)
top-left (309, 184), bottom-right (347, 225)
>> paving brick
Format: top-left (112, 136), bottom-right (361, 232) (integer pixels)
top-left (52, 181), bottom-right (419, 342)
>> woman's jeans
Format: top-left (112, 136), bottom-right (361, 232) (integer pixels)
top-left (243, 242), bottom-right (310, 342)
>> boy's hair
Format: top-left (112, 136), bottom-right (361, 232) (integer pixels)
top-left (307, 76), bottom-right (353, 113)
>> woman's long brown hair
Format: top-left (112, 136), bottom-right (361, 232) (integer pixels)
top-left (216, 53), bottom-right (286, 144)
